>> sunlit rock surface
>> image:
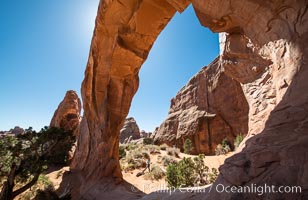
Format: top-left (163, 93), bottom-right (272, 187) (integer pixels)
top-left (120, 117), bottom-right (141, 143)
top-left (71, 0), bottom-right (308, 199)
top-left (50, 90), bottom-right (82, 135)
top-left (153, 57), bottom-right (249, 155)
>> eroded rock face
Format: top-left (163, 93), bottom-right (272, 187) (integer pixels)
top-left (192, 0), bottom-right (308, 199)
top-left (9, 126), bottom-right (24, 136)
top-left (50, 90), bottom-right (82, 134)
top-left (72, 0), bottom-right (308, 199)
top-left (153, 58), bottom-right (249, 154)
top-left (71, 0), bottom-right (191, 195)
top-left (120, 117), bottom-right (140, 143)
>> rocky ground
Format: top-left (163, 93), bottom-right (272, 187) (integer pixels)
top-left (42, 143), bottom-right (234, 199)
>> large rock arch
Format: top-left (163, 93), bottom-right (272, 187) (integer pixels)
top-left (71, 0), bottom-right (191, 188)
top-left (71, 0), bottom-right (308, 199)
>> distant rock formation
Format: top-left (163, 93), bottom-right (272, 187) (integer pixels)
top-left (153, 58), bottom-right (249, 154)
top-left (50, 90), bottom-right (82, 135)
top-left (0, 126), bottom-right (25, 137)
top-left (140, 130), bottom-right (151, 138)
top-left (10, 126), bottom-right (25, 136)
top-left (120, 117), bottom-right (140, 143)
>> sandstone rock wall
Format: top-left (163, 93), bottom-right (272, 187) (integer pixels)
top-left (72, 0), bottom-right (308, 199)
top-left (192, 0), bottom-right (308, 199)
top-left (50, 90), bottom-right (82, 135)
top-left (153, 57), bottom-right (249, 154)
top-left (71, 0), bottom-right (191, 195)
top-left (120, 117), bottom-right (140, 143)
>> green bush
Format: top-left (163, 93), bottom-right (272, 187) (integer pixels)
top-left (44, 128), bottom-right (76, 166)
top-left (119, 145), bottom-right (127, 159)
top-left (215, 138), bottom-right (232, 155)
top-left (177, 157), bottom-right (196, 187)
top-left (165, 154), bottom-right (218, 188)
top-left (0, 127), bottom-right (75, 199)
top-left (123, 149), bottom-right (149, 171)
top-left (143, 138), bottom-right (154, 145)
top-left (209, 168), bottom-right (218, 183)
top-left (166, 164), bottom-right (181, 188)
top-left (234, 134), bottom-right (244, 149)
top-left (183, 138), bottom-right (193, 154)
top-left (193, 154), bottom-right (208, 184)
top-left (126, 143), bottom-right (138, 151)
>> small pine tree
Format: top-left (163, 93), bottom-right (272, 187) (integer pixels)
top-left (177, 157), bottom-right (196, 187)
top-left (183, 138), bottom-right (193, 154)
top-left (0, 127), bottom-right (75, 200)
top-left (166, 164), bottom-right (181, 188)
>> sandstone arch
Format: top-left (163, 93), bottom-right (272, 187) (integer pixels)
top-left (72, 0), bottom-right (308, 199)
top-left (71, 0), bottom-right (191, 190)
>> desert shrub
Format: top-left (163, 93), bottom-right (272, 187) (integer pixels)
top-left (166, 164), bottom-right (181, 188)
top-left (144, 145), bottom-right (160, 154)
top-left (159, 143), bottom-right (169, 150)
top-left (43, 128), bottom-right (76, 166)
top-left (162, 155), bottom-right (177, 167)
top-left (0, 127), bottom-right (74, 199)
top-left (143, 138), bottom-right (154, 145)
top-left (193, 154), bottom-right (209, 185)
top-left (209, 168), bottom-right (218, 184)
top-left (222, 138), bottom-right (232, 150)
top-left (123, 149), bottom-right (149, 171)
top-left (166, 154), bottom-right (219, 188)
top-left (183, 138), bottom-right (193, 154)
top-left (19, 174), bottom-right (55, 200)
top-left (234, 134), bottom-right (244, 149)
top-left (144, 165), bottom-right (165, 180)
top-left (126, 143), bottom-right (138, 151)
top-left (167, 147), bottom-right (180, 158)
top-left (119, 145), bottom-right (127, 159)
top-left (177, 157), bottom-right (196, 187)
top-left (215, 138), bottom-right (232, 155)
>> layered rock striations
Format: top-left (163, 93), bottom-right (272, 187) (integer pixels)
top-left (71, 1), bottom-right (191, 196)
top-left (153, 58), bottom-right (249, 154)
top-left (72, 0), bottom-right (308, 199)
top-left (120, 117), bottom-right (141, 143)
top-left (50, 90), bottom-right (82, 135)
top-left (192, 0), bottom-right (308, 199)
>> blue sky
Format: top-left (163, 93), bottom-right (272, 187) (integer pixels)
top-left (0, 1), bottom-right (219, 132)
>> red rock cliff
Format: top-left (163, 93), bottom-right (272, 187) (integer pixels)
top-left (50, 90), bottom-right (82, 134)
top-left (71, 0), bottom-right (308, 199)
top-left (153, 57), bottom-right (249, 154)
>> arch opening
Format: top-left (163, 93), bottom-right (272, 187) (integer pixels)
top-left (70, 0), bottom-right (308, 199)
